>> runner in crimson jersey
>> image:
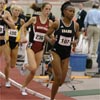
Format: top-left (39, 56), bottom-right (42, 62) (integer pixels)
top-left (20, 2), bottom-right (53, 95)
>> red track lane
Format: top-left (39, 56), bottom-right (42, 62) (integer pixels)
top-left (0, 78), bottom-right (41, 100)
top-left (0, 56), bottom-right (76, 100)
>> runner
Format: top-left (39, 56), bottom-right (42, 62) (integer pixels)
top-left (20, 2), bottom-right (53, 95)
top-left (0, 0), bottom-right (15, 87)
top-left (45, 1), bottom-right (79, 100)
top-left (4, 5), bottom-right (25, 87)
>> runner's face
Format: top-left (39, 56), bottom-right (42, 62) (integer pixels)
top-left (0, 0), bottom-right (5, 11)
top-left (12, 8), bottom-right (21, 17)
top-left (42, 4), bottom-right (52, 17)
top-left (64, 6), bottom-right (75, 20)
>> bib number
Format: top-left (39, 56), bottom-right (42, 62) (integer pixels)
top-left (34, 32), bottom-right (45, 42)
top-left (8, 29), bottom-right (18, 37)
top-left (58, 36), bottom-right (71, 46)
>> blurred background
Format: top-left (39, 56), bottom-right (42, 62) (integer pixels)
top-left (5, 0), bottom-right (100, 19)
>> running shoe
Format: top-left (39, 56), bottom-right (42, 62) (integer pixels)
top-left (21, 87), bottom-right (28, 96)
top-left (5, 81), bottom-right (11, 88)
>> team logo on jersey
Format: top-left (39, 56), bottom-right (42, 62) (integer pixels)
top-left (62, 29), bottom-right (72, 34)
top-left (61, 25), bottom-right (64, 28)
top-left (37, 26), bottom-right (48, 31)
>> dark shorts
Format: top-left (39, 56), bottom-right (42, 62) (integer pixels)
top-left (27, 42), bottom-right (43, 53)
top-left (52, 47), bottom-right (71, 60)
top-left (0, 40), bottom-right (5, 46)
top-left (7, 40), bottom-right (18, 49)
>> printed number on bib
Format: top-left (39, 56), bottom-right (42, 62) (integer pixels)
top-left (0, 25), bottom-right (4, 34)
top-left (8, 29), bottom-right (18, 37)
top-left (34, 32), bottom-right (45, 42)
top-left (58, 36), bottom-right (71, 46)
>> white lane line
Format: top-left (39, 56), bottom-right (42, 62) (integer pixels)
top-left (0, 71), bottom-right (51, 100)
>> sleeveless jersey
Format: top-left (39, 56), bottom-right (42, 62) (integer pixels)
top-left (0, 11), bottom-right (7, 36)
top-left (7, 18), bottom-right (21, 42)
top-left (30, 16), bottom-right (49, 53)
top-left (53, 19), bottom-right (76, 54)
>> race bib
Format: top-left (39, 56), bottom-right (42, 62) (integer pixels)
top-left (58, 36), bottom-right (71, 46)
top-left (0, 25), bottom-right (4, 34)
top-left (8, 29), bottom-right (18, 37)
top-left (34, 32), bottom-right (45, 42)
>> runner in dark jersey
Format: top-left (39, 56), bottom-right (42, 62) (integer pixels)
top-left (20, 2), bottom-right (53, 95)
top-left (4, 5), bottom-right (25, 88)
top-left (0, 0), bottom-right (15, 86)
top-left (45, 1), bottom-right (79, 100)
top-left (52, 20), bottom-right (76, 59)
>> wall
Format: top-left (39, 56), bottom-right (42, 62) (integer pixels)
top-left (7, 0), bottom-right (91, 18)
